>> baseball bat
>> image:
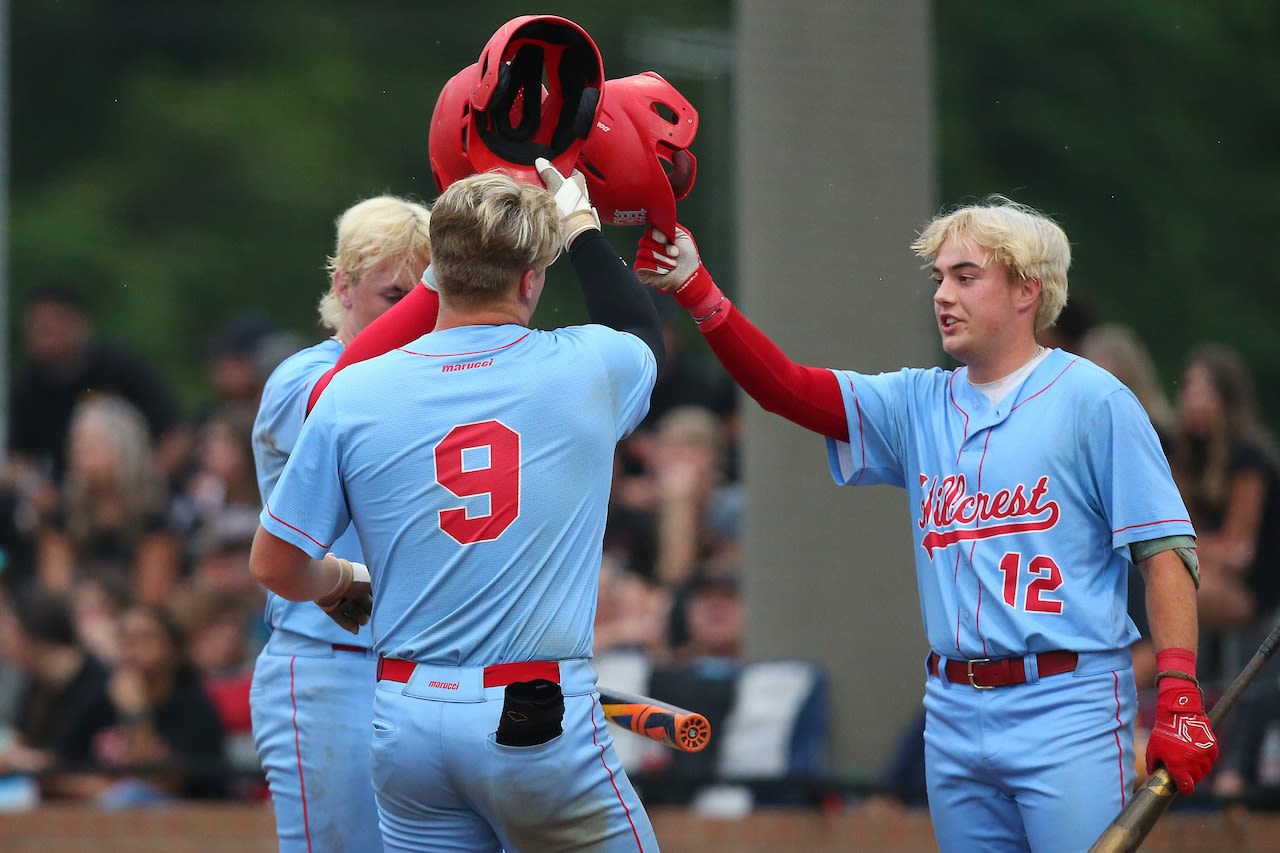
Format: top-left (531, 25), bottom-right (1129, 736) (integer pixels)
top-left (1088, 617), bottom-right (1280, 852)
top-left (598, 686), bottom-right (711, 753)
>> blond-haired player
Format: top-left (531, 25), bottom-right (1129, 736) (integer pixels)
top-left (251, 194), bottom-right (432, 853)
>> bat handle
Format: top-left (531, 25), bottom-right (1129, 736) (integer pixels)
top-left (1086, 769), bottom-right (1177, 853)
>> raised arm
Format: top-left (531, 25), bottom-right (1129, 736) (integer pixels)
top-left (634, 225), bottom-right (847, 441)
top-left (536, 157), bottom-right (665, 372)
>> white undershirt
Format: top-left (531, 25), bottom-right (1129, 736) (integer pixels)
top-left (968, 346), bottom-right (1051, 408)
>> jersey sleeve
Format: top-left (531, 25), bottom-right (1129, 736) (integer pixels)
top-left (824, 368), bottom-right (911, 488)
top-left (1085, 387), bottom-right (1195, 550)
top-left (259, 387), bottom-right (352, 558)
top-left (252, 347), bottom-right (337, 504)
top-left (576, 324), bottom-right (658, 440)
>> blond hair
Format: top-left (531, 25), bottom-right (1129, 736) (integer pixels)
top-left (318, 195), bottom-right (432, 332)
top-left (911, 195), bottom-right (1070, 332)
top-left (427, 172), bottom-right (562, 306)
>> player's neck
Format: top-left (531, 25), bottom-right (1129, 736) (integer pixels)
top-left (967, 341), bottom-right (1046, 385)
top-left (434, 302), bottom-right (531, 332)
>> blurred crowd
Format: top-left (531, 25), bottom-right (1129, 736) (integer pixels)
top-left (1, 282), bottom-right (1278, 813)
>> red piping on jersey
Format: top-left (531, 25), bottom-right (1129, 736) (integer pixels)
top-left (972, 429), bottom-right (995, 657)
top-left (1111, 671), bottom-right (1127, 808)
top-left (1011, 356), bottom-right (1080, 411)
top-left (947, 371), bottom-right (971, 466)
top-left (1114, 518), bottom-right (1191, 534)
top-left (590, 693), bottom-right (645, 850)
top-left (952, 551), bottom-right (963, 653)
top-left (399, 331), bottom-right (531, 358)
top-left (264, 502), bottom-right (331, 550)
top-left (290, 657), bottom-right (315, 853)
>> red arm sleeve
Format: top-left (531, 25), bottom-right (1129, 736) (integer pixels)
top-left (700, 301), bottom-right (848, 442)
top-left (305, 283), bottom-right (440, 414)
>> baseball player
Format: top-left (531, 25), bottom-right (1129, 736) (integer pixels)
top-left (634, 198), bottom-right (1219, 852)
top-left (250, 194), bottom-right (433, 853)
top-left (250, 164), bottom-right (664, 852)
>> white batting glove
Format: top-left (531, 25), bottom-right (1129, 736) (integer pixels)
top-left (634, 226), bottom-right (702, 293)
top-left (420, 264), bottom-right (438, 292)
top-left (535, 156), bottom-right (601, 250)
top-left (313, 553), bottom-right (372, 635)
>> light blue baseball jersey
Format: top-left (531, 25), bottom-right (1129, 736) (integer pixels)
top-left (252, 337), bottom-right (366, 644)
top-left (261, 323), bottom-right (657, 665)
top-left (825, 349), bottom-right (1194, 660)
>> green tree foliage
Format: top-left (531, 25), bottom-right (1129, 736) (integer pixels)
top-left (9, 1), bottom-right (731, 411)
top-left (934, 1), bottom-right (1280, 423)
top-left (10, 1), bottom-right (1278, 426)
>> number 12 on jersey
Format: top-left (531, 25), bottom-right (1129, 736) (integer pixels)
top-left (997, 552), bottom-right (1064, 613)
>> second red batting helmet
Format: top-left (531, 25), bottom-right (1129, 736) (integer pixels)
top-left (577, 71), bottom-right (699, 236)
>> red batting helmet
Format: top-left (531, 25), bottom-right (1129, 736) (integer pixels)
top-left (577, 71), bottom-right (699, 236)
top-left (428, 15), bottom-right (604, 191)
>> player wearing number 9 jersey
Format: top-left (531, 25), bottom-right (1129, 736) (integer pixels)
top-left (249, 195), bottom-right (434, 853)
top-left (634, 196), bottom-right (1218, 853)
top-left (251, 167), bottom-right (663, 852)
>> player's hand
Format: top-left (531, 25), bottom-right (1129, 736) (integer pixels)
top-left (634, 224), bottom-right (727, 325)
top-left (634, 226), bottom-right (702, 293)
top-left (1145, 676), bottom-right (1219, 794)
top-left (535, 157), bottom-right (600, 250)
top-left (314, 553), bottom-right (372, 635)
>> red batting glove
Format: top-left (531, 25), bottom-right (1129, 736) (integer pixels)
top-left (633, 226), bottom-right (728, 327)
top-left (1144, 648), bottom-right (1219, 794)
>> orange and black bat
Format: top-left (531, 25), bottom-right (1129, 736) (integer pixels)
top-left (598, 687), bottom-right (711, 753)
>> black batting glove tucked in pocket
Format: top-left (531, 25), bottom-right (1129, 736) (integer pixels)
top-left (496, 679), bottom-right (565, 747)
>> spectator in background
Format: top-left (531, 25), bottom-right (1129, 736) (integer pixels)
top-left (47, 603), bottom-right (228, 806)
top-left (7, 282), bottom-right (183, 485)
top-left (170, 405), bottom-right (262, 573)
top-left (171, 580), bottom-right (259, 798)
top-left (1080, 322), bottom-right (1178, 449)
top-left (68, 575), bottom-right (130, 667)
top-left (593, 554), bottom-right (670, 662)
top-left (0, 588), bottom-right (110, 800)
top-left (206, 313), bottom-right (278, 420)
top-left (651, 404), bottom-right (743, 588)
top-left (35, 396), bottom-right (182, 606)
top-left (1170, 343), bottom-right (1280, 677)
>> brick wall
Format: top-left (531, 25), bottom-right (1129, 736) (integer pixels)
top-left (3, 804), bottom-right (1280, 852)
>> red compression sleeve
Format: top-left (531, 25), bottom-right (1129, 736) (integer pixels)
top-left (700, 300), bottom-right (848, 441)
top-left (306, 283), bottom-right (440, 414)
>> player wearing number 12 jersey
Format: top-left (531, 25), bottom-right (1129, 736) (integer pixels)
top-left (634, 197), bottom-right (1218, 853)
top-left (251, 166), bottom-right (663, 851)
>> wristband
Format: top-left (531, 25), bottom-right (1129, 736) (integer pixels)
top-left (673, 266), bottom-right (726, 321)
